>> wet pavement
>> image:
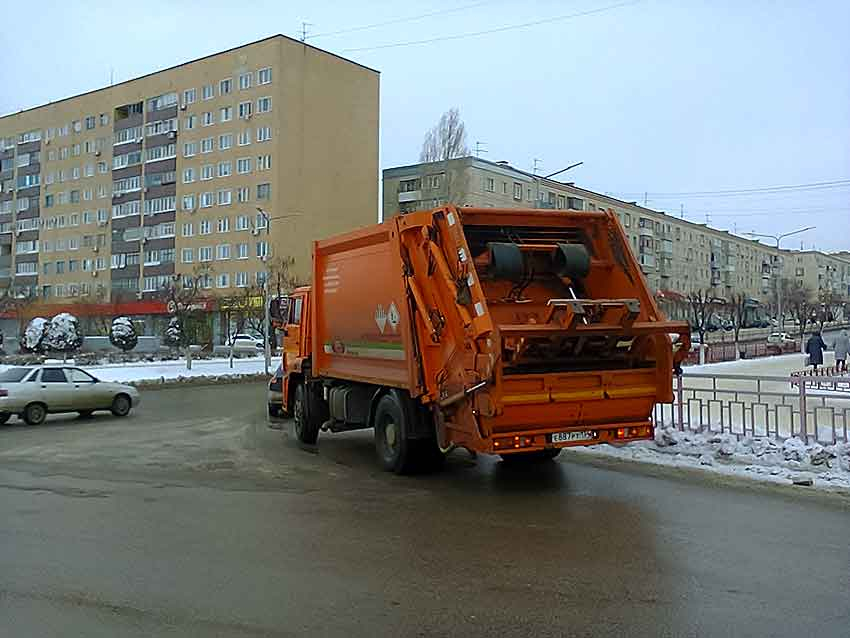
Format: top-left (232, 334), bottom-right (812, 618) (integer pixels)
top-left (1, 382), bottom-right (848, 637)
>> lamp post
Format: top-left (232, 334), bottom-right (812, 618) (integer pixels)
top-left (747, 226), bottom-right (815, 330)
top-left (255, 207), bottom-right (272, 375)
top-left (533, 161), bottom-right (583, 208)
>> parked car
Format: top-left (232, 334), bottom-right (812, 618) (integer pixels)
top-left (268, 364), bottom-right (283, 417)
top-left (227, 333), bottom-right (264, 352)
top-left (766, 332), bottom-right (796, 346)
top-left (0, 366), bottom-right (141, 425)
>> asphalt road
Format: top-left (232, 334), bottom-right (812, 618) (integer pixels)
top-left (1, 382), bottom-right (848, 637)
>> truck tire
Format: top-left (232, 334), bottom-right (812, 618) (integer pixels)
top-left (374, 393), bottom-right (419, 474)
top-left (500, 448), bottom-right (561, 463)
top-left (0, 412), bottom-right (10, 425)
top-left (293, 383), bottom-right (319, 445)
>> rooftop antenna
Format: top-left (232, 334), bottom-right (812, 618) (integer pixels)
top-left (300, 22), bottom-right (313, 42)
top-left (474, 141), bottom-right (488, 157)
top-left (532, 158), bottom-right (542, 175)
top-left (680, 203), bottom-right (684, 219)
top-left (110, 68), bottom-right (114, 85)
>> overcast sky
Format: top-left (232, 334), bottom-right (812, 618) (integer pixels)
top-left (2, 0), bottom-right (848, 251)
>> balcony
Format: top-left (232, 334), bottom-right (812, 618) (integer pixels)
top-left (398, 190), bottom-right (421, 203)
top-left (638, 225), bottom-right (654, 238)
top-left (660, 239), bottom-right (673, 255)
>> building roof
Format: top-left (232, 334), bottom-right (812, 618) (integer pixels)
top-left (1, 34), bottom-right (379, 121)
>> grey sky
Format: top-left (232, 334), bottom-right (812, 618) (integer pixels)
top-left (2, 0), bottom-right (848, 250)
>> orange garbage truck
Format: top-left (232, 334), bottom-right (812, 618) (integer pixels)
top-left (277, 205), bottom-right (690, 473)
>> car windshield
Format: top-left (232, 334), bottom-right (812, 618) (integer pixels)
top-left (0, 367), bottom-right (32, 382)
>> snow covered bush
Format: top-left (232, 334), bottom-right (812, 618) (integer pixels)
top-left (163, 317), bottom-right (184, 348)
top-left (44, 312), bottom-right (84, 354)
top-left (110, 316), bottom-right (138, 352)
top-left (21, 317), bottom-right (49, 353)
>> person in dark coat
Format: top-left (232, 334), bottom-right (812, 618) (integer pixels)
top-left (805, 330), bottom-right (827, 370)
top-left (833, 329), bottom-right (849, 374)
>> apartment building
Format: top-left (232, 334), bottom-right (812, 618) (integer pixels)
top-left (784, 251), bottom-right (850, 298)
top-left (0, 35), bottom-right (378, 318)
top-left (383, 158), bottom-right (850, 303)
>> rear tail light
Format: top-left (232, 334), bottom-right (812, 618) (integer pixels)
top-left (493, 435), bottom-right (535, 450)
top-left (614, 425), bottom-right (652, 440)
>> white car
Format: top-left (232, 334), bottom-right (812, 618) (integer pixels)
top-left (227, 333), bottom-right (264, 352)
top-left (766, 332), bottom-right (796, 346)
top-left (0, 366), bottom-right (141, 425)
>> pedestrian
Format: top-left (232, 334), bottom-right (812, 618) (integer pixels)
top-left (833, 329), bottom-right (849, 374)
top-left (805, 330), bottom-right (827, 371)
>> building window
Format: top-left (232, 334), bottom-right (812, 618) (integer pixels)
top-left (235, 271), bottom-right (248, 287)
top-left (183, 88), bottom-right (196, 105)
top-left (256, 126), bottom-right (271, 142)
top-left (484, 177), bottom-right (495, 192)
top-left (257, 67), bottom-right (272, 85)
top-left (239, 72), bottom-right (252, 90)
top-left (182, 194), bottom-right (195, 211)
top-left (220, 106), bottom-right (233, 122)
top-left (85, 115), bottom-right (96, 130)
top-left (218, 161), bottom-right (232, 177)
top-left (182, 248), bottom-right (194, 263)
top-left (217, 217), bottom-right (230, 233)
top-left (199, 246), bottom-right (213, 262)
top-left (237, 243), bottom-right (249, 259)
top-left (237, 157), bottom-right (252, 174)
top-left (257, 155), bottom-right (272, 171)
top-left (217, 244), bottom-right (230, 260)
top-left (201, 164), bottom-right (214, 180)
top-left (238, 129), bottom-right (251, 145)
top-left (217, 190), bottom-right (232, 206)
top-left (183, 168), bottom-right (195, 183)
top-left (216, 273), bottom-right (230, 288)
top-left (257, 183), bottom-right (271, 200)
top-left (256, 240), bottom-right (268, 258)
top-left (237, 186), bottom-right (250, 203)
top-left (201, 192), bottom-right (214, 208)
top-left (144, 196), bottom-right (176, 215)
top-left (185, 114), bottom-right (197, 130)
top-left (182, 222), bottom-right (194, 237)
top-left (218, 134), bottom-right (233, 150)
top-left (145, 143), bottom-right (176, 163)
top-left (219, 78), bottom-right (232, 95)
top-left (257, 97), bottom-right (272, 113)
top-left (203, 111), bottom-right (214, 126)
top-left (238, 101), bottom-right (253, 120)
top-left (202, 84), bottom-right (214, 100)
top-left (147, 92), bottom-right (177, 111)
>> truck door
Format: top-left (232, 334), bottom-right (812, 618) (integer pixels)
top-left (283, 294), bottom-right (305, 372)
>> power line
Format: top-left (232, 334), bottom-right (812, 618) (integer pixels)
top-left (682, 208), bottom-right (850, 218)
top-left (342, 0), bottom-right (641, 53)
top-left (613, 178), bottom-right (850, 199)
top-left (307, 1), bottom-right (494, 39)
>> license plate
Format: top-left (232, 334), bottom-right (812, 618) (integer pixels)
top-left (551, 430), bottom-right (595, 443)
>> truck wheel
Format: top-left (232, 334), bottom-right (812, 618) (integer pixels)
top-left (500, 448), bottom-right (561, 463)
top-left (374, 393), bottom-right (417, 474)
top-left (293, 383), bottom-right (319, 445)
top-left (0, 412), bottom-right (10, 425)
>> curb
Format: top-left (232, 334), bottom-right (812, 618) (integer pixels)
top-left (128, 373), bottom-right (269, 390)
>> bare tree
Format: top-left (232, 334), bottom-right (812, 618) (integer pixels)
top-left (420, 108), bottom-right (469, 163)
top-left (687, 289), bottom-right (720, 351)
top-left (157, 264), bottom-right (214, 349)
top-left (785, 282), bottom-right (815, 341)
top-left (727, 293), bottom-right (748, 358)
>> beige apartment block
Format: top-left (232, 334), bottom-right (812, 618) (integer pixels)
top-left (383, 158), bottom-right (850, 305)
top-left (0, 35), bottom-right (379, 307)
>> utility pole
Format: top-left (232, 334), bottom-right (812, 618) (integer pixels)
top-left (747, 226), bottom-right (816, 330)
top-left (255, 207), bottom-right (272, 375)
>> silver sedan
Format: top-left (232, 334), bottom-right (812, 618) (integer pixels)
top-left (0, 366), bottom-right (141, 425)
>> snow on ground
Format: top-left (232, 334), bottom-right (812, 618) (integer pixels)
top-left (581, 354), bottom-right (850, 492)
top-left (572, 427), bottom-right (850, 492)
top-left (0, 356), bottom-right (269, 384)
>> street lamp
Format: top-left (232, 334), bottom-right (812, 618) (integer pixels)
top-left (254, 207), bottom-right (301, 375)
top-left (747, 226), bottom-right (816, 330)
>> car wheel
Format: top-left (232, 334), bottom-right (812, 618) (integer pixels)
top-left (293, 383), bottom-right (319, 445)
top-left (111, 394), bottom-right (132, 417)
top-left (78, 410), bottom-right (95, 418)
top-left (0, 412), bottom-right (10, 425)
top-left (23, 403), bottom-right (47, 426)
